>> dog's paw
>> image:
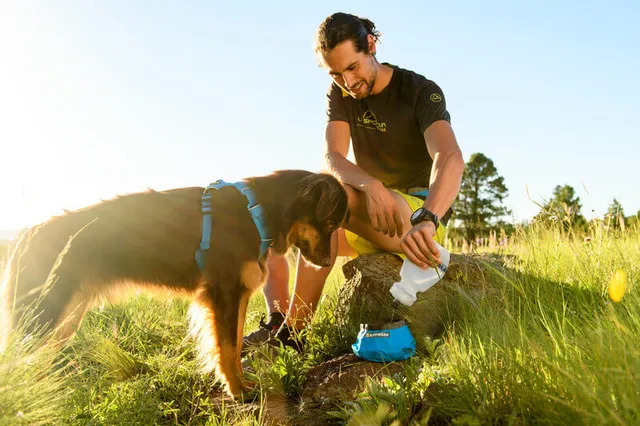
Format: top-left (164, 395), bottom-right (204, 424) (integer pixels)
top-left (241, 379), bottom-right (257, 393)
top-left (229, 380), bottom-right (259, 404)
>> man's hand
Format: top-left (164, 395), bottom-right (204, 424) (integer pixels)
top-left (362, 181), bottom-right (404, 238)
top-left (400, 221), bottom-right (442, 269)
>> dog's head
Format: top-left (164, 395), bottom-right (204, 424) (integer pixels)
top-left (284, 173), bottom-right (349, 268)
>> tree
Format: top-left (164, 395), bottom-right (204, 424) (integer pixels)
top-left (454, 153), bottom-right (511, 242)
top-left (629, 210), bottom-right (640, 229)
top-left (605, 198), bottom-right (625, 229)
top-left (534, 184), bottom-right (586, 229)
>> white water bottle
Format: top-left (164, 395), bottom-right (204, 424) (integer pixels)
top-left (389, 242), bottom-right (451, 306)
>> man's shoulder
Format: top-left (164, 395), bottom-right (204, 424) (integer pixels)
top-left (386, 63), bottom-right (441, 93)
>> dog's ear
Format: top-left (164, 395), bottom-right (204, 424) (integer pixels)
top-left (300, 174), bottom-right (344, 221)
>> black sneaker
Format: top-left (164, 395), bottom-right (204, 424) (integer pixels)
top-left (242, 312), bottom-right (284, 355)
top-left (268, 323), bottom-right (307, 353)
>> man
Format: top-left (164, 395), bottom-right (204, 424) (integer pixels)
top-left (243, 12), bottom-right (464, 352)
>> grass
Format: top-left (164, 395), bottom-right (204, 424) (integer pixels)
top-left (0, 329), bottom-right (72, 425)
top-left (332, 222), bottom-right (639, 425)
top-left (0, 222), bottom-right (638, 424)
top-left (0, 240), bottom-right (10, 270)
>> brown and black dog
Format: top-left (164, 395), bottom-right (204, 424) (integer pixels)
top-left (0, 169), bottom-right (349, 398)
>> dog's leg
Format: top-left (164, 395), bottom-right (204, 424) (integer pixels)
top-left (219, 287), bottom-right (262, 397)
top-left (237, 261), bottom-right (266, 374)
top-left (236, 288), bottom-right (252, 375)
top-left (2, 230), bottom-right (96, 348)
top-left (15, 276), bottom-right (92, 347)
top-left (193, 281), bottom-right (248, 399)
top-left (48, 289), bottom-right (92, 345)
top-left (193, 261), bottom-right (265, 399)
top-left (213, 290), bottom-right (248, 398)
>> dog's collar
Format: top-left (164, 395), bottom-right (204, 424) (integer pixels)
top-left (195, 179), bottom-right (273, 271)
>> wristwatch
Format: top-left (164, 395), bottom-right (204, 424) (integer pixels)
top-left (410, 207), bottom-right (439, 228)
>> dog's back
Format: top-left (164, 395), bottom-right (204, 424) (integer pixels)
top-left (1, 186), bottom-right (204, 348)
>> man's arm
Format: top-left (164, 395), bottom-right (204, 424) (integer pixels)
top-left (323, 120), bottom-right (404, 238)
top-left (421, 120), bottom-right (465, 219)
top-left (400, 119), bottom-right (464, 268)
top-left (323, 121), bottom-right (376, 189)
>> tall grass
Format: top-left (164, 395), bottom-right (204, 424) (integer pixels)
top-left (338, 222), bottom-right (639, 425)
top-left (0, 292), bottom-right (273, 425)
top-left (1, 221), bottom-right (638, 424)
top-left (0, 328), bottom-right (72, 425)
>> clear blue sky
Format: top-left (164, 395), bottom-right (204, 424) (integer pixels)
top-left (1, 1), bottom-right (638, 231)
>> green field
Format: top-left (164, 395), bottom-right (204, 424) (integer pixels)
top-left (1, 222), bottom-right (638, 425)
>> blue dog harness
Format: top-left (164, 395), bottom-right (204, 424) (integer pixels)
top-left (195, 180), bottom-right (273, 271)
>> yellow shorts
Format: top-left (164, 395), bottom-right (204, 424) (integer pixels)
top-left (344, 190), bottom-right (445, 260)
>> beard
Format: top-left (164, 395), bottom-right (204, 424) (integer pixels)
top-left (348, 70), bottom-right (377, 99)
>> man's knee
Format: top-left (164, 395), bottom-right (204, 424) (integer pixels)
top-left (335, 228), bottom-right (357, 258)
top-left (343, 184), bottom-right (409, 221)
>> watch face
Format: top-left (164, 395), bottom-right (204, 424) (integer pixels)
top-left (410, 209), bottom-right (423, 222)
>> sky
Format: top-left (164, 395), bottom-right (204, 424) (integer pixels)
top-left (1, 0), bottom-right (639, 233)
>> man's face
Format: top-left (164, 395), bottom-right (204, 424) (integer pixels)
top-left (319, 38), bottom-right (378, 99)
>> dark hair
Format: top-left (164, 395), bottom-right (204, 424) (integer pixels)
top-left (314, 12), bottom-right (381, 56)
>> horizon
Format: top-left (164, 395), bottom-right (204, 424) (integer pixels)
top-left (1, 1), bottom-right (638, 232)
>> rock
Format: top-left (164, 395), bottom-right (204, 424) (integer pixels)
top-left (336, 252), bottom-right (507, 346)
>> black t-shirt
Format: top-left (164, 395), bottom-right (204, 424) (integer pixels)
top-left (326, 64), bottom-right (451, 190)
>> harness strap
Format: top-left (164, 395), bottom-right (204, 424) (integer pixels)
top-left (195, 180), bottom-right (273, 270)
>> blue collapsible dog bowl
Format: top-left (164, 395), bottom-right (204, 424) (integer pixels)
top-left (351, 320), bottom-right (416, 362)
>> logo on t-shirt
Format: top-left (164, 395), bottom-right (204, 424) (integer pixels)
top-left (357, 110), bottom-right (387, 132)
top-left (430, 93), bottom-right (442, 103)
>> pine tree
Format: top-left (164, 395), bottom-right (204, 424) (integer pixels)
top-left (454, 153), bottom-right (511, 242)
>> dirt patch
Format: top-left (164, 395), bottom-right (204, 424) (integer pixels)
top-left (302, 353), bottom-right (404, 403)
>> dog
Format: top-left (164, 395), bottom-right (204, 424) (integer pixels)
top-left (0, 169), bottom-right (349, 398)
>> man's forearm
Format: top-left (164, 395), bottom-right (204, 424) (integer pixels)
top-left (324, 151), bottom-right (382, 192)
top-left (423, 150), bottom-right (465, 219)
